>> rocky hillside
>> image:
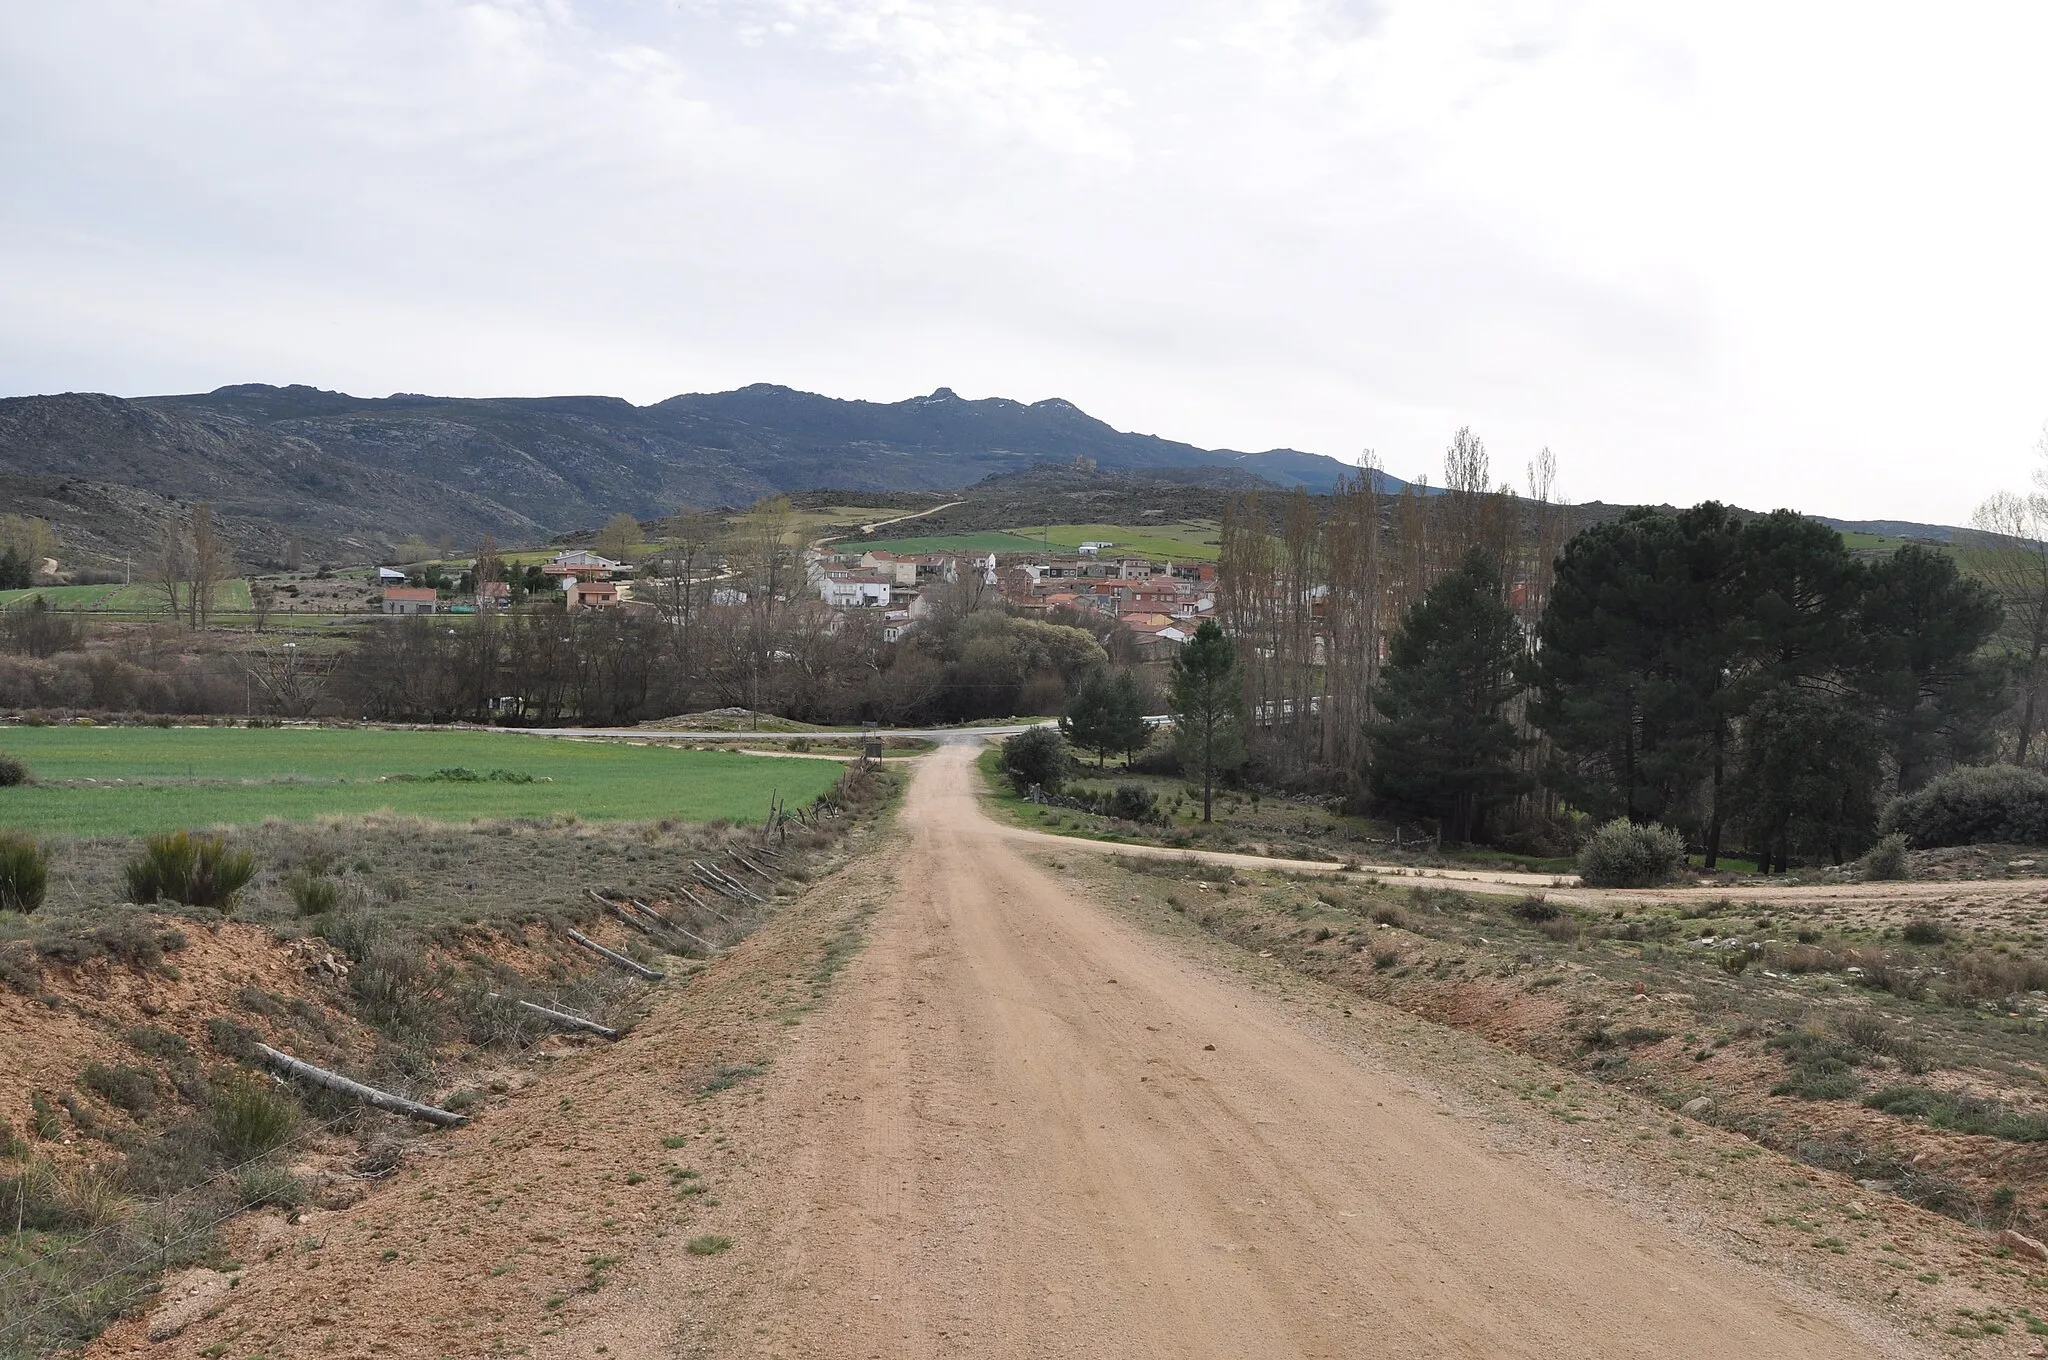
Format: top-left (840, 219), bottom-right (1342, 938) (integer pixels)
top-left (0, 393), bottom-right (549, 569)
top-left (0, 382), bottom-right (1374, 567)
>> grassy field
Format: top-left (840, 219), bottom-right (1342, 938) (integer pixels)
top-left (0, 580), bottom-right (255, 615)
top-left (864, 519), bottom-right (1223, 563)
top-left (973, 747), bottom-right (1576, 873)
top-left (0, 726), bottom-right (844, 836)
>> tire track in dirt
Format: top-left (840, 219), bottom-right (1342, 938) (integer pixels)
top-left (585, 745), bottom-right (1919, 1358)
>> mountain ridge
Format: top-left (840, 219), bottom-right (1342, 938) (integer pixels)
top-left (0, 381), bottom-right (1384, 566)
top-left (0, 381), bottom-right (1969, 568)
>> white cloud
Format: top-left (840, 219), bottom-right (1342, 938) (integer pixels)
top-left (2, 0), bottom-right (2047, 522)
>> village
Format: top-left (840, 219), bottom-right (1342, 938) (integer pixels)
top-left (376, 539), bottom-right (1219, 663)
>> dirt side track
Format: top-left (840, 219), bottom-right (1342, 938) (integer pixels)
top-left (110, 745), bottom-right (1936, 1358)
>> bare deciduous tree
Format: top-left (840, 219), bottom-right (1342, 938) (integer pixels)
top-left (152, 517), bottom-right (190, 624)
top-left (188, 501), bottom-right (227, 629)
top-left (1967, 476), bottom-right (2048, 762)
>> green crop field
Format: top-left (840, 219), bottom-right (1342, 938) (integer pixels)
top-left (0, 580), bottom-right (255, 614)
top-left (0, 584), bottom-right (123, 609)
top-left (864, 520), bottom-right (1222, 563)
top-left (0, 726), bottom-right (844, 836)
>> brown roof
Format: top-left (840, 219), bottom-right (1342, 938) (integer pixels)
top-left (382, 587), bottom-right (437, 602)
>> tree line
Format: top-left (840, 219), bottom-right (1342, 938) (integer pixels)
top-left (1193, 431), bottom-right (2027, 867)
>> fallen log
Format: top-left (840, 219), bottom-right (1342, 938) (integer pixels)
top-left (675, 883), bottom-right (737, 926)
top-left (732, 852), bottom-right (776, 881)
top-left (624, 899), bottom-right (722, 955)
top-left (697, 860), bottom-right (764, 904)
top-left (254, 1044), bottom-right (466, 1127)
top-left (564, 927), bottom-right (666, 981)
top-left (485, 993), bottom-right (619, 1040)
top-left (609, 903), bottom-right (658, 937)
top-left (625, 896), bottom-right (675, 926)
top-left (692, 861), bottom-right (761, 904)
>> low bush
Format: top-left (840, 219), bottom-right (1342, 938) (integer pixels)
top-left (998, 727), bottom-right (1071, 795)
top-left (1767, 1029), bottom-right (1864, 1100)
top-left (1940, 949), bottom-right (2048, 1007)
top-left (1865, 1086), bottom-right (2048, 1142)
top-left (32, 915), bottom-right (186, 971)
top-left (286, 868), bottom-right (341, 915)
top-left (0, 830), bottom-right (48, 912)
top-left (1575, 819), bottom-right (1686, 888)
top-left (1510, 894), bottom-right (1560, 922)
top-left (209, 1073), bottom-right (300, 1162)
top-left (1900, 919), bottom-right (1948, 946)
top-left (124, 830), bottom-right (257, 909)
top-left (234, 1163), bottom-right (307, 1209)
top-left (1882, 764), bottom-right (2048, 848)
top-left (1862, 832), bottom-right (1909, 881)
top-left (1107, 784), bottom-right (1160, 823)
top-left (80, 1062), bottom-right (158, 1117)
top-left (0, 750), bottom-right (30, 786)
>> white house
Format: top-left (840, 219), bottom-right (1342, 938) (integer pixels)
top-left (550, 550), bottom-right (623, 572)
top-left (821, 574), bottom-right (894, 608)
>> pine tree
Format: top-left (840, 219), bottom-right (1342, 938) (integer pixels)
top-left (1526, 504), bottom-right (1744, 858)
top-left (1367, 550), bottom-right (1529, 843)
top-left (1169, 621), bottom-right (1245, 822)
top-left (1104, 671), bottom-right (1152, 767)
top-left (1856, 543), bottom-right (2008, 789)
top-left (1061, 670), bottom-right (1116, 768)
top-left (1731, 688), bottom-right (1881, 870)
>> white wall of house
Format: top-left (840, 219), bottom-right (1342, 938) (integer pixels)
top-left (822, 578), bottom-right (893, 607)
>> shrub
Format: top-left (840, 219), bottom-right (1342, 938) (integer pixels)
top-left (1865, 1086), bottom-right (2048, 1142)
top-left (234, 1163), bottom-right (307, 1209)
top-left (209, 1073), bottom-right (300, 1162)
top-left (1882, 764), bottom-right (2048, 849)
top-left (999, 727), bottom-right (1071, 795)
top-left (0, 751), bottom-right (30, 786)
top-left (1575, 819), bottom-right (1686, 888)
top-left (286, 869), bottom-right (341, 915)
top-left (80, 1062), bottom-right (158, 1117)
top-left (0, 831), bottom-right (48, 912)
top-left (1900, 919), bottom-right (1947, 946)
top-left (1862, 832), bottom-right (1909, 881)
top-left (1107, 784), bottom-right (1160, 823)
top-left (1510, 894), bottom-right (1560, 922)
top-left (124, 831), bottom-right (257, 909)
top-left (1767, 1029), bottom-right (1863, 1100)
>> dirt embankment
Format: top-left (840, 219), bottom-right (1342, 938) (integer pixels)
top-left (62, 746), bottom-right (2048, 1357)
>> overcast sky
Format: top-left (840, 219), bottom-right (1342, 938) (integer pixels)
top-left (4, 1), bottom-right (2046, 523)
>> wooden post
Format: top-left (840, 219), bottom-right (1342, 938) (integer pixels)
top-left (694, 861), bottom-right (762, 904)
top-left (609, 902), bottom-right (658, 937)
top-left (254, 1044), bottom-right (466, 1126)
top-left (732, 853), bottom-right (776, 881)
top-left (564, 927), bottom-right (665, 981)
top-left (707, 861), bottom-right (765, 902)
top-left (485, 993), bottom-right (619, 1039)
top-left (627, 900), bottom-right (722, 955)
top-left (675, 883), bottom-right (738, 926)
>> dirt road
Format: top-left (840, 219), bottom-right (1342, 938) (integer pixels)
top-left (627, 744), bottom-right (1905, 1358)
